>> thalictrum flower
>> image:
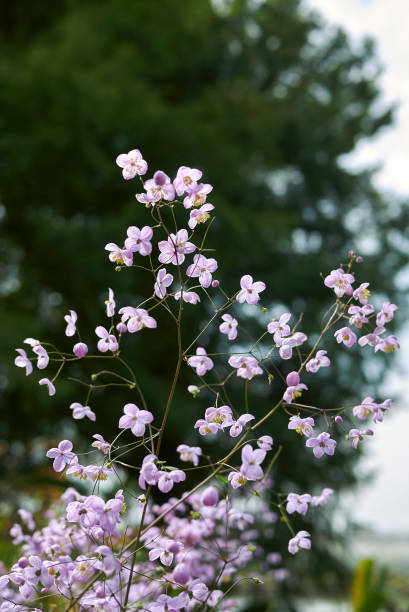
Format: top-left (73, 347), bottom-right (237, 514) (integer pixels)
top-left (348, 428), bottom-right (374, 449)
top-left (173, 166), bottom-right (203, 196)
top-left (305, 350), bottom-right (330, 373)
top-left (353, 282), bottom-right (371, 304)
top-left (188, 203), bottom-right (214, 229)
top-left (257, 435), bottom-right (273, 451)
top-left (288, 415), bottom-right (315, 437)
top-left (376, 302), bottom-right (398, 327)
top-left (116, 149), bottom-right (147, 179)
top-left (283, 371), bottom-right (308, 404)
top-left (236, 275), bottom-right (266, 305)
top-left (305, 432), bottom-right (336, 458)
top-left (334, 327), bottom-right (357, 348)
top-left (73, 342), bottom-right (88, 357)
top-left (267, 313), bottom-right (291, 343)
top-left (177, 445), bottom-right (202, 466)
top-left (104, 242), bottom-right (133, 267)
top-left (186, 254), bottom-right (218, 288)
top-left (136, 170), bottom-right (175, 204)
top-left (288, 531), bottom-right (311, 554)
top-left (124, 225), bottom-right (153, 256)
top-left (187, 347), bottom-right (214, 376)
top-left (118, 403), bottom-right (154, 437)
top-left (286, 493), bottom-right (311, 515)
top-left (105, 288), bottom-right (116, 318)
top-left (311, 488), bottom-right (334, 507)
top-left (39, 378), bottom-right (56, 396)
top-left (324, 268), bottom-right (354, 297)
top-left (70, 403), bottom-right (96, 422)
top-left (158, 229), bottom-right (196, 266)
top-left (119, 307), bottom-right (157, 332)
top-left (46, 440), bottom-right (75, 472)
top-left (230, 414), bottom-right (255, 437)
top-left (183, 182), bottom-right (213, 209)
top-left (64, 310), bottom-right (77, 337)
top-left (174, 289), bottom-right (201, 304)
top-left (95, 326), bottom-right (118, 352)
top-left (228, 355), bottom-right (262, 380)
top-left (14, 348), bottom-right (33, 376)
top-left (154, 268), bottom-right (173, 299)
top-left (374, 334), bottom-right (400, 353)
top-left (219, 314), bottom-right (238, 340)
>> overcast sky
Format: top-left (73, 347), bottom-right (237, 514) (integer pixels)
top-left (307, 0), bottom-right (409, 534)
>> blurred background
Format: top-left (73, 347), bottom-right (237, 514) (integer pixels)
top-left (1, 0), bottom-right (408, 609)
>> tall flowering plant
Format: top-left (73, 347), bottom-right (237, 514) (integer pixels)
top-left (5, 150), bottom-right (399, 611)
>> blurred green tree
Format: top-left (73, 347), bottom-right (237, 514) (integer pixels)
top-left (0, 0), bottom-right (407, 602)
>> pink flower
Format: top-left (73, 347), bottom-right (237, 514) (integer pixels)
top-left (157, 469), bottom-right (186, 493)
top-left (119, 307), bottom-right (157, 332)
top-left (73, 342), bottom-right (88, 357)
top-left (257, 435), bottom-right (273, 451)
top-left (376, 302), bottom-right (398, 327)
top-left (348, 428), bottom-right (374, 449)
top-left (116, 149), bottom-right (147, 179)
top-left (305, 432), bottom-right (336, 458)
top-left (188, 203), bottom-right (215, 229)
top-left (334, 326), bottom-right (357, 348)
top-left (306, 350), bottom-right (330, 373)
top-left (46, 440), bottom-right (75, 472)
top-left (186, 254), bottom-right (218, 288)
top-left (92, 434), bottom-right (110, 454)
top-left (267, 313), bottom-right (291, 343)
top-left (154, 268), bottom-right (173, 299)
top-left (201, 486), bottom-right (219, 507)
top-left (228, 355), bottom-right (262, 380)
top-left (227, 471), bottom-right (248, 489)
top-left (174, 289), bottom-right (200, 304)
top-left (288, 530), bottom-right (311, 554)
top-left (39, 378), bottom-right (56, 396)
top-left (187, 347), bottom-right (214, 376)
top-left (240, 444), bottom-right (266, 481)
top-left (311, 488), bottom-right (334, 507)
top-left (353, 397), bottom-right (375, 420)
top-left (105, 288), bottom-right (116, 318)
top-left (124, 225), bottom-right (153, 256)
top-left (283, 371), bottom-right (308, 404)
top-left (358, 326), bottom-right (385, 348)
top-left (70, 403), bottom-right (96, 422)
top-left (158, 229), bottom-right (196, 266)
top-left (118, 403), bottom-right (154, 437)
top-left (236, 275), bottom-right (266, 305)
top-left (374, 334), bottom-right (400, 353)
top-left (136, 170), bottom-right (175, 204)
top-left (194, 419), bottom-right (219, 436)
top-left (177, 444), bottom-right (202, 466)
top-left (95, 326), bottom-right (118, 352)
top-left (324, 268), bottom-right (354, 297)
top-left (230, 413), bottom-right (254, 437)
top-left (348, 304), bottom-right (374, 328)
top-left (31, 344), bottom-right (49, 370)
top-left (104, 242), bottom-right (133, 267)
top-left (219, 314), bottom-right (238, 340)
top-left (288, 415), bottom-right (315, 437)
top-left (277, 332), bottom-right (308, 359)
top-left (353, 282), bottom-right (371, 305)
top-left (64, 310), bottom-right (77, 337)
top-left (174, 166), bottom-right (203, 196)
top-left (286, 493), bottom-right (311, 515)
top-left (205, 405), bottom-right (234, 428)
top-left (14, 348), bottom-right (33, 376)
top-left (183, 182), bottom-right (213, 209)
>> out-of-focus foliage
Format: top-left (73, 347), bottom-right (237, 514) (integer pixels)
top-left (1, 0), bottom-right (408, 601)
top-left (352, 558), bottom-right (409, 611)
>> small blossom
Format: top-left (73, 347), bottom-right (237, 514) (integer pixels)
top-left (228, 355), bottom-right (262, 380)
top-left (39, 378), bottom-right (56, 396)
top-left (46, 440), bottom-right (75, 472)
top-left (124, 225), bottom-right (153, 256)
top-left (14, 348), bottom-right (33, 376)
top-left (305, 349), bottom-right (330, 373)
top-left (154, 268), bottom-right (173, 299)
top-left (205, 405), bottom-right (234, 428)
top-left (257, 435), bottom-right (273, 451)
top-left (267, 313), bottom-right (291, 343)
top-left (95, 326), bottom-right (118, 352)
top-left (157, 469), bottom-right (186, 493)
top-left (119, 307), bottom-right (157, 332)
top-left (348, 428), bottom-right (374, 449)
top-left (116, 149), bottom-right (147, 179)
top-left (188, 203), bottom-right (214, 229)
top-left (353, 397), bottom-right (375, 420)
top-left (306, 432), bottom-right (336, 458)
top-left (288, 530), bottom-right (311, 554)
top-left (230, 413), bottom-right (255, 437)
top-left (283, 371), bottom-right (308, 404)
top-left (376, 302), bottom-right (398, 327)
top-left (177, 444), bottom-right (202, 466)
top-left (286, 493), bottom-right (311, 515)
top-left (183, 182), bottom-right (213, 209)
top-left (104, 242), bottom-right (133, 267)
top-left (353, 282), bottom-right (371, 305)
top-left (236, 275), bottom-right (266, 305)
top-left (278, 332), bottom-right (308, 360)
top-left (118, 403), bottom-right (154, 437)
top-left (201, 486), bottom-right (219, 507)
top-left (64, 310), bottom-right (77, 337)
top-left (187, 384), bottom-right (200, 396)
top-left (70, 403), bottom-right (96, 422)
top-left (334, 415), bottom-right (343, 424)
top-left (334, 326), bottom-right (357, 348)
top-left (73, 342), bottom-right (88, 357)
top-left (219, 314), bottom-right (238, 340)
top-left (288, 415), bottom-right (315, 437)
top-left (186, 254), bottom-right (218, 288)
top-left (32, 344), bottom-right (49, 370)
top-left (92, 434), bottom-right (110, 454)
top-left (348, 304), bottom-right (374, 328)
top-left (240, 444), bottom-right (266, 481)
top-left (311, 487), bottom-right (334, 507)
top-left (174, 289), bottom-right (201, 304)
top-left (105, 288), bottom-right (116, 317)
top-left (227, 471), bottom-right (248, 489)
top-left (136, 170), bottom-right (175, 204)
top-left (374, 334), bottom-right (400, 353)
top-left (324, 268), bottom-right (354, 297)
top-left (174, 166), bottom-right (203, 196)
top-left (194, 419), bottom-right (219, 436)
top-left (358, 326), bottom-right (385, 348)
top-left (188, 347), bottom-right (214, 376)
top-left (158, 229), bottom-right (196, 266)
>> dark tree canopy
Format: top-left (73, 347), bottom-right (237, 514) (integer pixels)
top-left (0, 0), bottom-right (407, 602)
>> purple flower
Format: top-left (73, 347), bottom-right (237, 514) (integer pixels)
top-left (118, 403), bottom-right (154, 437)
top-left (188, 347), bottom-right (214, 376)
top-left (305, 350), bottom-right (330, 373)
top-left (374, 334), bottom-right (400, 353)
top-left (46, 440), bottom-right (75, 472)
top-left (116, 149), bottom-right (147, 179)
top-left (32, 344), bottom-right (49, 370)
top-left (205, 405), bottom-right (234, 428)
top-left (376, 302), bottom-right (398, 327)
top-left (257, 435), bottom-right (273, 451)
top-left (286, 493), bottom-right (311, 515)
top-left (73, 342), bottom-right (88, 357)
top-left (177, 444), bottom-right (202, 466)
top-left (124, 225), bottom-right (153, 256)
top-left (136, 170), bottom-right (175, 204)
top-left (92, 434), bottom-right (110, 454)
top-left (64, 310), bottom-right (77, 337)
top-left (105, 288), bottom-right (116, 317)
top-left (353, 397), bottom-right (375, 420)
top-left (324, 268), bottom-right (354, 297)
top-left (157, 469), bottom-right (186, 493)
top-left (14, 348), bottom-right (33, 376)
top-left (288, 415), bottom-right (315, 437)
top-left (158, 229), bottom-right (196, 266)
top-left (348, 428), bottom-right (374, 449)
top-left (267, 312), bottom-right (291, 343)
top-left (183, 182), bottom-right (213, 209)
top-left (240, 444), bottom-right (266, 481)
top-left (174, 165), bottom-right (203, 196)
top-left (119, 306), bottom-right (157, 332)
top-left (283, 371), bottom-right (308, 404)
top-left (348, 304), bottom-right (374, 328)
top-left (188, 203), bottom-right (215, 229)
top-left (311, 487), bottom-right (334, 507)
top-left (236, 275), bottom-right (266, 305)
top-left (194, 419), bottom-right (219, 436)
top-left (154, 268), bottom-right (173, 299)
top-left (186, 254), bottom-right (218, 288)
top-left (39, 378), bottom-right (56, 396)
top-left (104, 242), bottom-right (133, 266)
top-left (353, 282), bottom-right (371, 304)
top-left (228, 355), bottom-right (262, 380)
top-left (201, 486), bottom-right (219, 507)
top-left (305, 432), bottom-right (336, 458)
top-left (95, 326), bottom-right (118, 352)
top-left (358, 326), bottom-right (385, 348)
top-left (288, 530), bottom-right (311, 554)
top-left (229, 413), bottom-right (254, 437)
top-left (219, 314), bottom-right (238, 340)
top-left (174, 289), bottom-right (201, 304)
top-left (227, 471), bottom-right (248, 489)
top-left (277, 332), bottom-right (308, 359)
top-left (70, 402), bottom-right (96, 421)
top-left (334, 326), bottom-right (357, 348)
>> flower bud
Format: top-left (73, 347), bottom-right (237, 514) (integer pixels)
top-left (356, 256), bottom-right (363, 263)
top-left (73, 342), bottom-right (88, 358)
top-left (211, 279), bottom-right (219, 288)
top-left (116, 322), bottom-right (127, 334)
top-left (201, 485), bottom-right (219, 507)
top-left (18, 557), bottom-right (28, 569)
top-left (334, 415), bottom-right (343, 424)
top-left (168, 541), bottom-right (181, 554)
top-left (173, 562), bottom-right (190, 585)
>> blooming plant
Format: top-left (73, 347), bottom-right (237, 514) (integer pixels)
top-left (6, 148), bottom-right (399, 611)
